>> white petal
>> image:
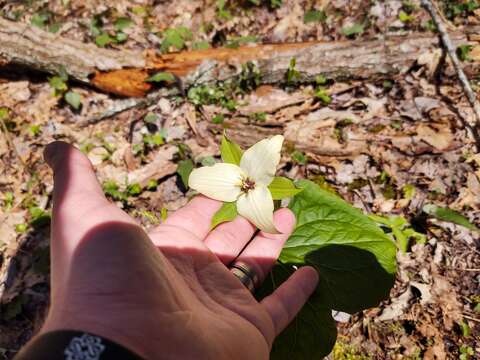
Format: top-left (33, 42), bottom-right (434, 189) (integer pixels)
top-left (240, 135), bottom-right (284, 186)
top-left (237, 185), bottom-right (279, 234)
top-left (188, 163), bottom-right (244, 202)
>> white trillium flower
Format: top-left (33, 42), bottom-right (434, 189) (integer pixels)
top-left (188, 135), bottom-right (284, 234)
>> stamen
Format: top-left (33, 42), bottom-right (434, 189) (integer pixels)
top-left (241, 178), bottom-right (256, 193)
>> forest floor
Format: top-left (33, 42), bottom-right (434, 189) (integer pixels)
top-left (0, 0), bottom-right (480, 359)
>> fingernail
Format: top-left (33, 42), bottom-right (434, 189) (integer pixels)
top-left (274, 208), bottom-right (296, 234)
top-left (44, 141), bottom-right (67, 170)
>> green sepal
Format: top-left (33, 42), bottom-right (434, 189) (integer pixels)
top-left (211, 202), bottom-right (238, 230)
top-left (268, 177), bottom-right (303, 200)
top-left (177, 159), bottom-right (194, 188)
top-left (220, 133), bottom-right (243, 165)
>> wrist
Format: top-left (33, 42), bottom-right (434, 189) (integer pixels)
top-left (15, 330), bottom-right (143, 360)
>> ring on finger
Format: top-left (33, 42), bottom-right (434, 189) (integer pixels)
top-left (229, 261), bottom-right (260, 293)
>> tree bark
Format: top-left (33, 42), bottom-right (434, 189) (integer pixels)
top-left (0, 16), bottom-right (479, 98)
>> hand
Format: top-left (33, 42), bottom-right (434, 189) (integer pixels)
top-left (39, 142), bottom-right (318, 360)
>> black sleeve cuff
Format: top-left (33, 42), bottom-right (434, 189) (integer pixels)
top-left (14, 330), bottom-right (144, 360)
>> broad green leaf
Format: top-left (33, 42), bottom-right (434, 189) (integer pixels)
top-left (64, 91), bottom-right (81, 110)
top-left (341, 23), bottom-right (364, 37)
top-left (256, 264), bottom-right (337, 359)
top-left (265, 180), bottom-right (396, 358)
top-left (211, 202), bottom-right (238, 229)
top-left (282, 180), bottom-right (396, 312)
top-left (146, 72), bottom-right (176, 83)
top-left (177, 159), bottom-right (194, 188)
top-left (305, 244), bottom-right (395, 313)
top-left (423, 204), bottom-right (479, 231)
top-left (268, 177), bottom-right (303, 200)
top-left (220, 134), bottom-right (243, 165)
top-left (114, 17), bottom-right (133, 31)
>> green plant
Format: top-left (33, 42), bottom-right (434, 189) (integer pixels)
top-left (291, 150), bottom-right (307, 165)
top-left (187, 84), bottom-right (237, 111)
top-left (225, 35), bottom-right (258, 48)
top-left (177, 159), bottom-right (194, 188)
top-left (103, 180), bottom-right (143, 202)
top-left (217, 0), bottom-right (232, 20)
top-left (459, 345), bottom-right (474, 360)
top-left (286, 58), bottom-right (301, 85)
top-left (260, 180), bottom-right (396, 358)
top-left (334, 118), bottom-right (353, 143)
top-left (160, 27), bottom-right (193, 52)
top-left (369, 214), bottom-right (426, 253)
top-left (3, 191), bottom-right (14, 209)
top-left (31, 11), bottom-right (61, 33)
top-left (48, 69), bottom-right (82, 110)
top-left (315, 87), bottom-right (332, 104)
top-left (91, 14), bottom-right (133, 47)
top-left (458, 44), bottom-right (473, 61)
top-left (398, 10), bottom-right (414, 22)
top-left (442, 0), bottom-right (480, 20)
top-left (304, 9), bottom-right (327, 24)
top-left (423, 204), bottom-right (479, 231)
top-left (342, 23), bottom-right (364, 37)
top-left (332, 340), bottom-right (371, 360)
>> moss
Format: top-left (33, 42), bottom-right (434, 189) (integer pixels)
top-left (332, 340), bottom-right (371, 360)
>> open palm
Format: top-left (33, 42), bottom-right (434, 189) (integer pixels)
top-left (40, 142), bottom-right (318, 360)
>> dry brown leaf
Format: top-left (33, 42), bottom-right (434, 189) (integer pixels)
top-left (127, 146), bottom-right (177, 187)
top-left (415, 123), bottom-right (455, 151)
top-left (239, 87), bottom-right (308, 115)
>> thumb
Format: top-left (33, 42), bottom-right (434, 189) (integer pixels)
top-left (44, 141), bottom-right (132, 265)
top-left (44, 141), bottom-right (106, 207)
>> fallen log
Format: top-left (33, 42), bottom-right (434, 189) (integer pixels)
top-left (1, 17), bottom-right (479, 98)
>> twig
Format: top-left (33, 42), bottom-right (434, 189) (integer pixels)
top-left (0, 114), bottom-right (25, 165)
top-left (449, 268), bottom-right (480, 272)
top-left (462, 314), bottom-right (480, 323)
top-left (421, 0), bottom-right (480, 132)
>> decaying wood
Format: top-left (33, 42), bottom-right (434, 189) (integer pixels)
top-left (1, 17), bottom-right (480, 99)
top-left (0, 17), bottom-right (144, 83)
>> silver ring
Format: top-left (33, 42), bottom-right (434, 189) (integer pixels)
top-left (229, 261), bottom-right (260, 293)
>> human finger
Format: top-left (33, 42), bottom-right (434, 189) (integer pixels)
top-left (261, 266), bottom-right (319, 336)
top-left (230, 208), bottom-right (295, 285)
top-left (149, 196), bottom-right (222, 246)
top-left (203, 215), bottom-right (256, 264)
top-left (44, 142), bottom-right (133, 275)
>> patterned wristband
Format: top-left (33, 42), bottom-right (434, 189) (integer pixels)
top-left (14, 330), bottom-right (144, 360)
